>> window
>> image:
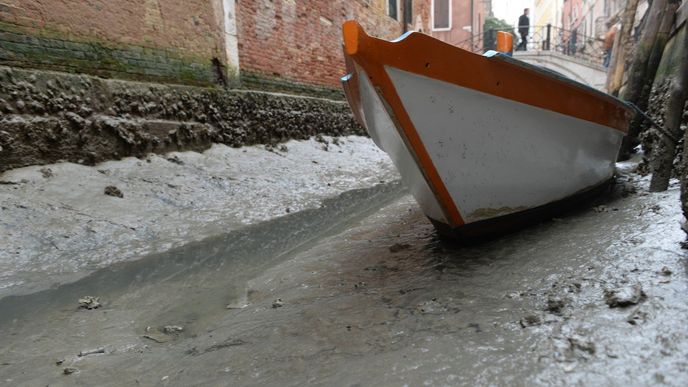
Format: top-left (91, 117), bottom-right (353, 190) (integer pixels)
top-left (387, 0), bottom-right (399, 20)
top-left (404, 0), bottom-right (413, 24)
top-left (432, 0), bottom-right (451, 31)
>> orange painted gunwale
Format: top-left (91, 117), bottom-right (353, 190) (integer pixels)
top-left (344, 21), bottom-right (632, 132)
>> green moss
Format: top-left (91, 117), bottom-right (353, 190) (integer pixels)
top-left (240, 71), bottom-right (344, 100)
top-left (0, 21), bottom-right (217, 86)
top-left (654, 25), bottom-right (687, 85)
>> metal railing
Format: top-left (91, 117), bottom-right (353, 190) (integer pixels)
top-left (453, 24), bottom-right (606, 66)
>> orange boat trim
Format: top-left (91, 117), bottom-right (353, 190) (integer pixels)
top-left (344, 21), bottom-right (631, 133)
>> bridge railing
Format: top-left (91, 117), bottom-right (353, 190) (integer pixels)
top-left (453, 25), bottom-right (605, 67)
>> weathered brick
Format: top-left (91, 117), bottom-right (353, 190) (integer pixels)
top-left (0, 0), bottom-right (224, 86)
top-left (237, 0), bottom-right (407, 90)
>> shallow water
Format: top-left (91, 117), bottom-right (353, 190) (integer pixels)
top-left (1, 173), bottom-right (686, 386)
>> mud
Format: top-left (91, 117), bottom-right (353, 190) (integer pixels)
top-left (0, 66), bottom-right (363, 173)
top-left (0, 160), bottom-right (687, 385)
top-left (0, 136), bottom-right (398, 298)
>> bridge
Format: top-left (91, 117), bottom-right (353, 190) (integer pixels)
top-left (455, 25), bottom-right (608, 91)
top-left (513, 50), bottom-right (607, 90)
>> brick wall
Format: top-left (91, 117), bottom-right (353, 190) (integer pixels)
top-left (236, 0), bottom-right (406, 92)
top-left (0, 0), bottom-right (227, 85)
top-left (416, 0), bottom-right (490, 48)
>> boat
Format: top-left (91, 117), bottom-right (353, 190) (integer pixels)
top-left (340, 21), bottom-right (633, 239)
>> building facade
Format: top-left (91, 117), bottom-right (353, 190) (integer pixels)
top-left (412, 0), bottom-right (491, 49)
top-left (534, 0), bottom-right (563, 28)
top-left (236, 0), bottom-right (409, 92)
top-left (0, 0), bottom-right (490, 95)
top-left (561, 0), bottom-right (648, 39)
top-left (0, 0), bottom-right (231, 85)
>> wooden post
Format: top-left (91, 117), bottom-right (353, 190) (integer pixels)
top-left (618, 0), bottom-right (679, 160)
top-left (649, 26), bottom-right (688, 192)
top-left (606, 0), bottom-right (640, 96)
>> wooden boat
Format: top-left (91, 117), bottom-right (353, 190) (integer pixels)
top-left (340, 21), bottom-right (633, 239)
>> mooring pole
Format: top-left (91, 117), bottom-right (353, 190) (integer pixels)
top-left (546, 23), bottom-right (552, 50)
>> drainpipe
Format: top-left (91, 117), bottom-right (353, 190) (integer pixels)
top-left (403, 0), bottom-right (411, 33)
top-left (470, 0), bottom-right (474, 48)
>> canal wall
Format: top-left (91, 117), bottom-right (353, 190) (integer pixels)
top-left (639, 8), bottom-right (688, 230)
top-left (0, 66), bottom-right (362, 173)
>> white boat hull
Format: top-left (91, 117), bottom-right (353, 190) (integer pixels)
top-left (368, 66), bottom-right (624, 224)
top-left (341, 21), bottom-right (632, 237)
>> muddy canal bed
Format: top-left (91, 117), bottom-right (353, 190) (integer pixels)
top-left (1, 153), bottom-right (687, 386)
top-left (0, 136), bottom-right (397, 298)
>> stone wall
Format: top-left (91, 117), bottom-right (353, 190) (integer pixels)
top-left (0, 66), bottom-right (363, 173)
top-left (236, 0), bottom-right (406, 91)
top-left (0, 0), bottom-right (227, 86)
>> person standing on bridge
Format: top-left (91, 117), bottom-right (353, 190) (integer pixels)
top-left (517, 8), bottom-right (530, 51)
top-left (603, 23), bottom-right (618, 68)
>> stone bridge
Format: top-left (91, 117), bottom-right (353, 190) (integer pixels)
top-left (513, 50), bottom-right (608, 91)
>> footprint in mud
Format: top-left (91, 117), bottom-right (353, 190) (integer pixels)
top-left (142, 325), bottom-right (185, 343)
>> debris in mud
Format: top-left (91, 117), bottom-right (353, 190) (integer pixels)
top-left (78, 347), bottom-right (105, 357)
top-left (519, 314), bottom-right (543, 328)
top-left (166, 155), bottom-right (185, 165)
top-left (567, 336), bottom-right (596, 358)
top-left (627, 308), bottom-right (649, 325)
top-left (546, 296), bottom-right (567, 315)
top-left (659, 266), bottom-right (672, 276)
top-left (163, 325), bottom-right (184, 334)
top-left (142, 325), bottom-right (184, 343)
top-left (226, 293), bottom-right (249, 309)
top-left (63, 367), bottom-right (78, 375)
top-left (604, 284), bottom-right (646, 308)
top-left (389, 243), bottom-right (411, 253)
top-left (186, 338), bottom-right (246, 356)
top-left (55, 359), bottom-right (64, 365)
top-left (354, 281), bottom-right (367, 289)
top-left (78, 296), bottom-right (101, 310)
top-left (272, 298), bottom-right (284, 308)
top-left (39, 167), bottom-right (53, 178)
top-left (415, 298), bottom-right (447, 314)
top-left (104, 185), bottom-right (123, 198)
top-left (592, 205), bottom-right (608, 213)
top-left (142, 334), bottom-right (168, 344)
top-left (568, 282), bottom-right (582, 293)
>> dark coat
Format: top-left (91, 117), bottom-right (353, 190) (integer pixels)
top-left (518, 14), bottom-right (530, 35)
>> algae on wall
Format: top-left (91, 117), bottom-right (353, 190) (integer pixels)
top-left (0, 66), bottom-right (363, 173)
top-left (641, 22), bottom-right (687, 168)
top-left (653, 26), bottom-right (687, 85)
